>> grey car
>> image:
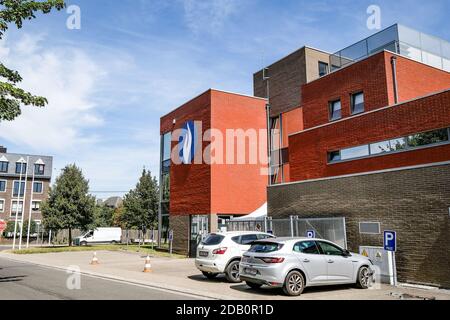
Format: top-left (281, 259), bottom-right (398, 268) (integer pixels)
top-left (239, 237), bottom-right (375, 296)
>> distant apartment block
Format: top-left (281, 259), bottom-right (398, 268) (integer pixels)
top-left (0, 146), bottom-right (53, 226)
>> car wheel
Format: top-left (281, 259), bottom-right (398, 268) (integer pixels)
top-left (202, 272), bottom-right (218, 279)
top-left (356, 266), bottom-right (372, 289)
top-left (225, 260), bottom-right (241, 283)
top-left (80, 241), bottom-right (87, 246)
top-left (283, 271), bottom-right (305, 296)
top-left (111, 241), bottom-right (118, 245)
top-left (246, 281), bottom-right (262, 290)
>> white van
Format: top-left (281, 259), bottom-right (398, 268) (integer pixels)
top-left (74, 228), bottom-right (122, 246)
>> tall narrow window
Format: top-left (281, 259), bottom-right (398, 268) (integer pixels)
top-left (34, 164), bottom-right (45, 175)
top-left (0, 161), bottom-right (8, 173)
top-left (0, 199), bottom-right (4, 212)
top-left (11, 201), bottom-right (24, 217)
top-left (318, 61), bottom-right (329, 77)
top-left (33, 182), bottom-right (43, 193)
top-left (15, 162), bottom-right (27, 174)
top-left (13, 181), bottom-right (25, 197)
top-left (351, 92), bottom-right (365, 114)
top-left (0, 180), bottom-right (6, 192)
top-left (329, 100), bottom-right (342, 121)
top-left (32, 201), bottom-right (41, 212)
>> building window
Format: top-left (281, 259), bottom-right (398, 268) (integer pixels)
top-left (0, 180), bottom-right (6, 192)
top-left (11, 200), bottom-right (24, 217)
top-left (329, 100), bottom-right (342, 121)
top-left (0, 199), bottom-right (4, 212)
top-left (328, 127), bottom-right (450, 163)
top-left (359, 222), bottom-right (381, 235)
top-left (0, 161), bottom-right (8, 173)
top-left (15, 162), bottom-right (27, 174)
top-left (13, 181), bottom-right (25, 197)
top-left (32, 201), bottom-right (41, 212)
top-left (33, 182), bottom-right (43, 194)
top-left (34, 164), bottom-right (45, 175)
top-left (318, 61), bottom-right (329, 77)
top-left (351, 92), bottom-right (365, 114)
top-left (162, 174), bottom-right (170, 201)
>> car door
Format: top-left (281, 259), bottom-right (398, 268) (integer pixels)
top-left (293, 241), bottom-right (328, 284)
top-left (316, 241), bottom-right (354, 283)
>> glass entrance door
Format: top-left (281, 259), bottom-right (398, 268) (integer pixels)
top-left (190, 215), bottom-right (209, 258)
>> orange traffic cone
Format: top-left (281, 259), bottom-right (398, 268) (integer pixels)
top-left (90, 252), bottom-right (99, 265)
top-left (143, 255), bottom-right (152, 273)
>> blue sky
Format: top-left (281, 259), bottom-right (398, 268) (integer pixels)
top-left (0, 0), bottom-right (449, 199)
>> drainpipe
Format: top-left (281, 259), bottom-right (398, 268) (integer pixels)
top-left (264, 68), bottom-right (271, 186)
top-left (391, 56), bottom-right (399, 104)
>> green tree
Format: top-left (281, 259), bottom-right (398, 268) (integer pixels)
top-left (91, 204), bottom-right (114, 228)
top-left (0, 0), bottom-right (65, 121)
top-left (41, 164), bottom-right (96, 246)
top-left (121, 169), bottom-right (159, 233)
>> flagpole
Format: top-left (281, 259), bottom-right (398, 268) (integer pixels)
top-left (12, 159), bottom-right (24, 250)
top-left (26, 162), bottom-right (36, 249)
top-left (18, 156), bottom-right (30, 250)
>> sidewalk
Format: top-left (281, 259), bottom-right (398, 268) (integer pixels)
top-left (1, 250), bottom-right (449, 300)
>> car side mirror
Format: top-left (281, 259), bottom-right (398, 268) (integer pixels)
top-left (343, 250), bottom-right (351, 257)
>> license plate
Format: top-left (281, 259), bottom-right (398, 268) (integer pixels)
top-left (199, 251), bottom-right (209, 257)
top-left (245, 268), bottom-right (258, 276)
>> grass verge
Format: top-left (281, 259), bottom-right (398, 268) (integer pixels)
top-left (8, 244), bottom-right (185, 259)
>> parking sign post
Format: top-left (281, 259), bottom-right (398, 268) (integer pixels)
top-left (384, 231), bottom-right (397, 286)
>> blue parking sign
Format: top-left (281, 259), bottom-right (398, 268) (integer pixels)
top-left (384, 231), bottom-right (396, 252)
top-left (306, 230), bottom-right (316, 239)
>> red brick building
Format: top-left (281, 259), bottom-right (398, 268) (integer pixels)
top-left (268, 47), bottom-right (450, 287)
top-left (159, 89), bottom-right (268, 255)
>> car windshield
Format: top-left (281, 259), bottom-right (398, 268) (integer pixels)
top-left (201, 234), bottom-right (225, 246)
top-left (248, 242), bottom-right (283, 253)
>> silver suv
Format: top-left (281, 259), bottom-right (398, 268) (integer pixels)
top-left (240, 237), bottom-right (375, 296)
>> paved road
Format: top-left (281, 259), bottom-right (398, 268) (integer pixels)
top-left (0, 257), bottom-right (200, 300)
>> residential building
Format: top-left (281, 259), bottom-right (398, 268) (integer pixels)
top-left (0, 147), bottom-right (53, 227)
top-left (159, 89), bottom-right (268, 256)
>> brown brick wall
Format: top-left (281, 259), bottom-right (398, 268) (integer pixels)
top-left (254, 47), bottom-right (331, 117)
top-left (268, 163), bottom-right (450, 288)
top-left (0, 177), bottom-right (50, 222)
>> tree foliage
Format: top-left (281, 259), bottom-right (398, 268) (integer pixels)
top-left (41, 164), bottom-right (96, 245)
top-left (120, 169), bottom-right (159, 231)
top-left (0, 0), bottom-right (65, 121)
top-left (91, 204), bottom-right (115, 229)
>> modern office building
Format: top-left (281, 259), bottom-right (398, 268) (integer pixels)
top-left (265, 26), bottom-right (450, 288)
top-left (159, 89), bottom-right (268, 255)
top-left (0, 147), bottom-right (53, 227)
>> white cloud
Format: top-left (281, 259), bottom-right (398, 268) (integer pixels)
top-left (182, 0), bottom-right (238, 35)
top-left (0, 34), bottom-right (105, 152)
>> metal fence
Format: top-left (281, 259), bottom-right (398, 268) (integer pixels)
top-left (227, 216), bottom-right (347, 249)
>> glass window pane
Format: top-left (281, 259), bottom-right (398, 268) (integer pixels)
top-left (340, 40), bottom-right (367, 62)
top-left (328, 151), bottom-right (341, 163)
top-left (352, 92), bottom-right (364, 114)
top-left (420, 33), bottom-right (442, 56)
top-left (370, 141), bottom-right (391, 155)
top-left (330, 100), bottom-right (341, 121)
top-left (390, 138), bottom-right (407, 151)
top-left (0, 180), bottom-right (5, 192)
top-left (163, 133), bottom-right (172, 161)
top-left (399, 43), bottom-right (422, 62)
top-left (319, 62), bottom-right (329, 77)
top-left (408, 129), bottom-right (449, 147)
top-left (341, 145), bottom-right (369, 160)
top-left (368, 25), bottom-right (399, 53)
top-left (442, 41), bottom-right (450, 60)
top-left (422, 51), bottom-right (443, 69)
top-left (397, 25), bottom-right (421, 48)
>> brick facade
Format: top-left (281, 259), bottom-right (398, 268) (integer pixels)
top-left (268, 163), bottom-right (450, 288)
top-left (289, 90), bottom-right (450, 181)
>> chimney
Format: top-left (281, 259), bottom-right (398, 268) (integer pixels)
top-left (0, 146), bottom-right (6, 153)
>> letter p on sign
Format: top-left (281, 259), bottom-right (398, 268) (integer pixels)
top-left (384, 231), bottom-right (396, 252)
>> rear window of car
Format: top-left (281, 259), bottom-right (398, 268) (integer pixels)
top-left (201, 234), bottom-right (225, 246)
top-left (248, 242), bottom-right (283, 253)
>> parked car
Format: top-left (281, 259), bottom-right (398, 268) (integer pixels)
top-left (195, 231), bottom-right (275, 283)
top-left (239, 237), bottom-right (375, 296)
top-left (73, 228), bottom-right (122, 246)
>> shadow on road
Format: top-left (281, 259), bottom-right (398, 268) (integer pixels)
top-left (0, 275), bottom-right (26, 283)
top-left (188, 274), bottom-right (230, 284)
